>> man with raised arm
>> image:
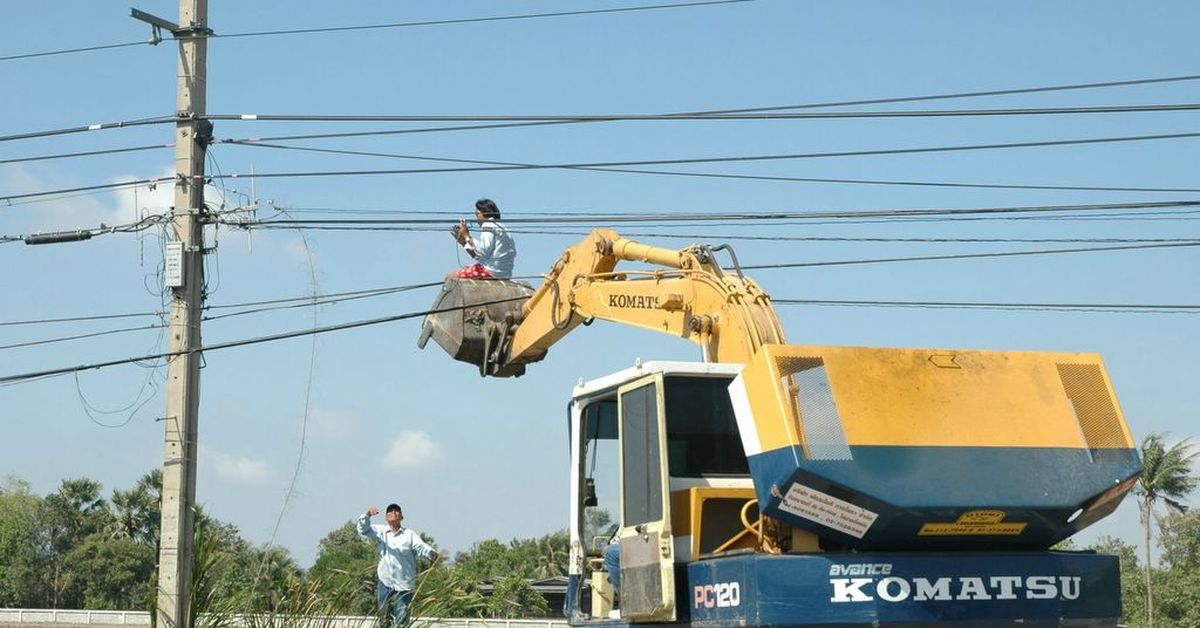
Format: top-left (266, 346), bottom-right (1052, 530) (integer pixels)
top-left (358, 503), bottom-right (439, 628)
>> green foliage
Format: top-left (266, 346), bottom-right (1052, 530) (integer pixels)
top-left (1089, 535), bottom-right (1146, 626)
top-left (63, 534), bottom-right (156, 610)
top-left (1135, 433), bottom-right (1197, 627)
top-left (409, 564), bottom-right (487, 619)
top-left (485, 576), bottom-right (550, 619)
top-left (452, 530), bottom-right (569, 582)
top-left (108, 470), bottom-right (162, 547)
top-left (1150, 511), bottom-right (1200, 627)
top-left (308, 522), bottom-right (377, 614)
top-left (0, 476), bottom-right (50, 607)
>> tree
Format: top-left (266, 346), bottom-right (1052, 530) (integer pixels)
top-left (0, 476), bottom-right (50, 607)
top-left (44, 478), bottom-right (111, 607)
top-left (1153, 510), bottom-right (1200, 627)
top-left (1134, 433), bottom-right (1197, 627)
top-left (1089, 535), bottom-right (1145, 626)
top-left (454, 538), bottom-right (522, 581)
top-left (61, 534), bottom-right (155, 610)
top-left (485, 576), bottom-right (550, 618)
top-left (107, 469), bottom-right (161, 546)
top-left (308, 521), bottom-right (377, 614)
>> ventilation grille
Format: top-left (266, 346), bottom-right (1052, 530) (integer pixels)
top-left (1057, 363), bottom-right (1128, 458)
top-left (777, 356), bottom-right (852, 461)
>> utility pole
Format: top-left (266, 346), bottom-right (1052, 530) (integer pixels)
top-left (132, 1), bottom-right (210, 626)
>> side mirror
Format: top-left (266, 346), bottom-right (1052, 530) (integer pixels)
top-left (584, 477), bottom-right (598, 507)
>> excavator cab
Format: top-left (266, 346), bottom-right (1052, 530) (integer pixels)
top-left (567, 361), bottom-right (768, 623)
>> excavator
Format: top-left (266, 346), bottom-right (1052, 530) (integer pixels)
top-left (417, 229), bottom-right (1141, 627)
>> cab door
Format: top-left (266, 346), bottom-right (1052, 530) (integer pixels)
top-left (616, 374), bottom-right (676, 622)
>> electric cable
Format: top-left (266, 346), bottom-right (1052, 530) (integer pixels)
top-left (0, 41), bottom-right (149, 63)
top-left (0, 143), bottom-right (173, 166)
top-left (229, 200), bottom-right (1200, 227)
top-left (1, 176), bottom-right (170, 204)
top-left (217, 72), bottom-right (1200, 144)
top-left (0, 281), bottom-right (446, 328)
top-left (5, 286), bottom-right (1197, 386)
top-left (207, 131), bottom-right (1200, 185)
top-left (0, 1), bottom-right (751, 64)
top-left (227, 209), bottom-right (1200, 232)
top-left (500, 228), bottom-right (1200, 245)
top-left (216, 0), bottom-right (753, 39)
top-left (0, 323), bottom-right (168, 351)
top-left (741, 241), bottom-right (1200, 270)
top-left (0, 296), bottom-right (529, 386)
top-left (0, 282), bottom-right (446, 352)
top-left (0, 116), bottom-right (176, 144)
top-left (773, 299), bottom-right (1200, 314)
top-left (208, 103), bottom-right (1200, 123)
top-left (223, 140), bottom-right (1200, 195)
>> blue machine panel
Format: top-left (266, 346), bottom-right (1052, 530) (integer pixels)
top-left (570, 551), bottom-right (1121, 627)
top-left (686, 552), bottom-right (1119, 627)
top-left (748, 445), bottom-right (1140, 551)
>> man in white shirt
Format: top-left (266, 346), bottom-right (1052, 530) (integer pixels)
top-left (358, 503), bottom-right (439, 628)
top-left (452, 198), bottom-right (516, 279)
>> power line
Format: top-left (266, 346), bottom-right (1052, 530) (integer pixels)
top-left (0, 176), bottom-right (169, 204)
top-left (217, 73), bottom-right (1200, 144)
top-left (230, 209), bottom-right (1200, 232)
top-left (4, 213), bottom-right (175, 245)
top-left (0, 1), bottom-right (750, 64)
top-left (207, 131), bottom-right (1200, 184)
top-left (0, 311), bottom-right (164, 328)
top-left (217, 0), bottom-right (753, 39)
top-left (0, 116), bottom-right (175, 144)
top-left (0, 143), bottom-right (173, 166)
top-left (773, 299), bottom-right (1200, 314)
top-left (501, 228), bottom-right (1200, 245)
top-left (228, 201), bottom-right (1200, 227)
top-left (0, 297), bottom-right (526, 386)
top-left (224, 140), bottom-right (1200, 195)
top-left (742, 241), bottom-right (1200, 270)
top-left (0, 282), bottom-right (446, 349)
top-left (208, 103), bottom-right (1200, 123)
top-left (0, 41), bottom-right (148, 63)
top-left (24, 123), bottom-right (1200, 203)
top-left (5, 283), bottom-right (1197, 386)
top-left (0, 323), bottom-right (168, 351)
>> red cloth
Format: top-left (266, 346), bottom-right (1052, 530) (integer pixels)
top-left (453, 263), bottom-right (494, 279)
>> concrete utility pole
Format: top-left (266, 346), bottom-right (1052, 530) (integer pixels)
top-left (151, 0), bottom-right (209, 625)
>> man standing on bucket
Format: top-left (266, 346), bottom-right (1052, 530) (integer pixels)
top-left (358, 504), bottom-right (439, 628)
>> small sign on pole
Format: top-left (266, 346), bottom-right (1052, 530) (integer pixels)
top-left (165, 241), bottom-right (183, 288)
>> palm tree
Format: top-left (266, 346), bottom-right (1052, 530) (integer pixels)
top-left (1135, 433), bottom-right (1197, 627)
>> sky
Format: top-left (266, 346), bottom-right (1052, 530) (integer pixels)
top-left (1, 1), bottom-right (1197, 570)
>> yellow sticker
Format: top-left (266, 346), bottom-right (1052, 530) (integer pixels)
top-left (918, 510), bottom-right (1027, 536)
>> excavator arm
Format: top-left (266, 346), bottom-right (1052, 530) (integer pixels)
top-left (419, 228), bottom-right (784, 376)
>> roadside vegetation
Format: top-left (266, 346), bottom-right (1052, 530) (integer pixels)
top-left (0, 434), bottom-right (1194, 626)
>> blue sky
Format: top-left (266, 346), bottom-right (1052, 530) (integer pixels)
top-left (1, 1), bottom-right (1197, 568)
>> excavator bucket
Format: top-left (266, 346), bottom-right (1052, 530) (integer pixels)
top-left (416, 278), bottom-right (538, 377)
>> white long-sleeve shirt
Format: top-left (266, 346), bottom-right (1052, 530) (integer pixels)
top-left (464, 220), bottom-right (516, 278)
top-left (357, 513), bottom-right (437, 591)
